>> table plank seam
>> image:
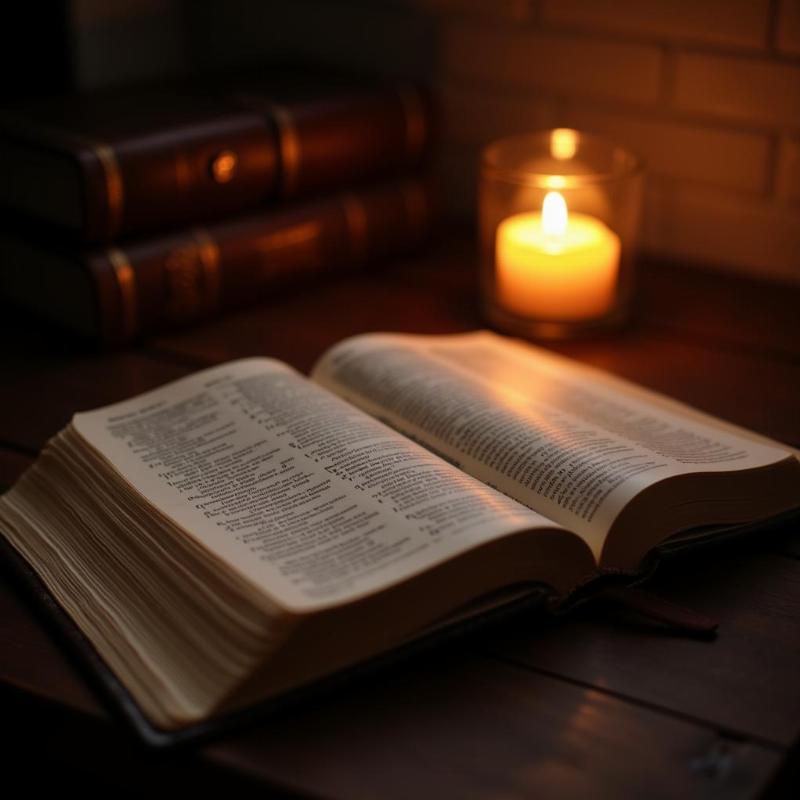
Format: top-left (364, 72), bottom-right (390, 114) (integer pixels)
top-left (482, 650), bottom-right (787, 752)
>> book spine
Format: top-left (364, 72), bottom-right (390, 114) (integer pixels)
top-left (86, 178), bottom-right (433, 347)
top-left (77, 111), bottom-right (280, 243)
top-left (0, 108), bottom-right (280, 244)
top-left (0, 84), bottom-right (433, 243)
top-left (235, 83), bottom-right (433, 200)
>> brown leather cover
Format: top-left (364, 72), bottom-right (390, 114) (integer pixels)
top-left (0, 73), bottom-right (434, 243)
top-left (8, 178), bottom-right (433, 348)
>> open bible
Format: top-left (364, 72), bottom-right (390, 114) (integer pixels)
top-left (1, 331), bottom-right (799, 742)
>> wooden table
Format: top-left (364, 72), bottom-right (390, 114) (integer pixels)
top-left (2, 234), bottom-right (800, 798)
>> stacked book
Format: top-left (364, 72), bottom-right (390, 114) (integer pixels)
top-left (0, 69), bottom-right (435, 347)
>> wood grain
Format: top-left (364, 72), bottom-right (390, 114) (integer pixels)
top-left (486, 541), bottom-right (800, 748)
top-left (202, 652), bottom-right (779, 800)
top-left (0, 632), bottom-right (779, 798)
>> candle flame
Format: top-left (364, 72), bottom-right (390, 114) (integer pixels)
top-left (550, 128), bottom-right (578, 160)
top-left (542, 191), bottom-right (568, 237)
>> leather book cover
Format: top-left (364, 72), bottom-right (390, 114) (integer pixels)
top-left (0, 70), bottom-right (434, 243)
top-left (0, 177), bottom-right (434, 348)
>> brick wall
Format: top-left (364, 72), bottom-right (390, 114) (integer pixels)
top-left (436, 0), bottom-right (800, 283)
top-left (79, 0), bottom-right (800, 283)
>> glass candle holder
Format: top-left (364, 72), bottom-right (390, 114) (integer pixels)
top-left (479, 129), bottom-right (645, 339)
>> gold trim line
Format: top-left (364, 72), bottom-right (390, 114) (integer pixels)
top-left (270, 104), bottom-right (302, 197)
top-left (107, 248), bottom-right (138, 343)
top-left (90, 142), bottom-right (124, 239)
top-left (191, 228), bottom-right (222, 314)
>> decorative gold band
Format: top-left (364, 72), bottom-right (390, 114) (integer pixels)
top-left (341, 193), bottom-right (369, 263)
top-left (90, 142), bottom-right (124, 239)
top-left (270, 104), bottom-right (302, 197)
top-left (107, 248), bottom-right (137, 342)
top-left (190, 228), bottom-right (222, 314)
top-left (396, 85), bottom-right (427, 162)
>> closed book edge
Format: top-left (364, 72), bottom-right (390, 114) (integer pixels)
top-left (0, 177), bottom-right (434, 348)
top-left (0, 73), bottom-right (435, 242)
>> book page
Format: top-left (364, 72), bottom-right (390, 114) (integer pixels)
top-left (72, 359), bottom-right (559, 612)
top-left (312, 332), bottom-right (792, 562)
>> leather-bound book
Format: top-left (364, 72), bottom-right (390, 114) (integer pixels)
top-left (0, 71), bottom-right (433, 242)
top-left (0, 177), bottom-right (432, 347)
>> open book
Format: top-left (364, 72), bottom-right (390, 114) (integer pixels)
top-left (2, 332), bottom-right (798, 740)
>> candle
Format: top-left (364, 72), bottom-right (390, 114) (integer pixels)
top-left (495, 191), bottom-right (620, 321)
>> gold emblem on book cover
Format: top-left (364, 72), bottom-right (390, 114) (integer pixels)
top-left (210, 150), bottom-right (238, 184)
